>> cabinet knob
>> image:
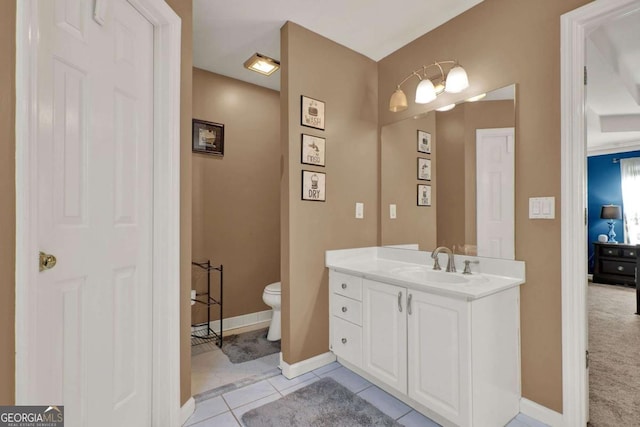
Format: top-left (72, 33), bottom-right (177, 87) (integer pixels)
top-left (341, 338), bottom-right (347, 344)
top-left (631, 252), bottom-right (635, 256)
top-left (341, 283), bottom-right (347, 289)
top-left (618, 266), bottom-right (624, 271)
top-left (341, 306), bottom-right (348, 313)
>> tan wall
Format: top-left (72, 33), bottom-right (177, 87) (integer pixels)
top-left (0, 0), bottom-right (16, 405)
top-left (378, 0), bottom-right (590, 412)
top-left (436, 100), bottom-right (515, 250)
top-left (281, 22), bottom-right (379, 363)
top-left (192, 68), bottom-right (280, 323)
top-left (164, 0), bottom-right (193, 406)
top-left (380, 113), bottom-right (437, 249)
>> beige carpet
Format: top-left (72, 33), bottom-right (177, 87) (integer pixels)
top-left (588, 283), bottom-right (640, 426)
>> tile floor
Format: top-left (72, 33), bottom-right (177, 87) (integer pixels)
top-left (184, 361), bottom-right (550, 427)
top-left (191, 340), bottom-right (280, 395)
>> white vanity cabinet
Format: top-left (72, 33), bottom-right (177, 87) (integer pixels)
top-left (329, 270), bottom-right (521, 427)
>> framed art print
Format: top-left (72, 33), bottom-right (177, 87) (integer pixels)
top-left (301, 170), bottom-right (326, 202)
top-left (417, 130), bottom-right (431, 154)
top-left (417, 184), bottom-right (432, 206)
top-left (301, 134), bottom-right (326, 166)
top-left (192, 119), bottom-right (224, 156)
top-left (417, 158), bottom-right (431, 181)
top-left (301, 96), bottom-right (325, 130)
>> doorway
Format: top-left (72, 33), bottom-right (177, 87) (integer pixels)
top-left (561, 0), bottom-right (640, 425)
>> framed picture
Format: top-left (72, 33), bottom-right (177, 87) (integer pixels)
top-left (301, 134), bottom-right (326, 166)
top-left (192, 119), bottom-right (224, 156)
top-left (301, 170), bottom-right (326, 202)
top-left (417, 158), bottom-right (431, 181)
top-left (301, 95), bottom-right (325, 130)
top-left (417, 130), bottom-right (431, 154)
top-left (417, 184), bottom-right (432, 207)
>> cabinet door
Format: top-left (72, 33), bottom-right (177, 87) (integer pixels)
top-left (362, 280), bottom-right (407, 393)
top-left (407, 290), bottom-right (470, 426)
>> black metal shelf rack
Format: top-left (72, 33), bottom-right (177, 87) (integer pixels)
top-left (191, 260), bottom-right (223, 347)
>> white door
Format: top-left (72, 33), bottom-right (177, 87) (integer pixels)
top-left (476, 128), bottom-right (515, 259)
top-left (362, 280), bottom-right (407, 393)
top-left (31, 0), bottom-right (154, 425)
top-left (407, 290), bottom-right (470, 426)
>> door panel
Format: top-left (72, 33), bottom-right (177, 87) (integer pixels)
top-left (362, 280), bottom-right (407, 393)
top-left (408, 290), bottom-right (470, 426)
top-left (32, 0), bottom-right (154, 425)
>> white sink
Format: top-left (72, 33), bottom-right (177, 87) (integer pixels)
top-left (389, 266), bottom-right (469, 284)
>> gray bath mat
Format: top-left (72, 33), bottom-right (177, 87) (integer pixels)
top-left (241, 377), bottom-right (402, 427)
top-left (221, 328), bottom-right (280, 364)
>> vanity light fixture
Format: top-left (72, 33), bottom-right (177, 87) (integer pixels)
top-left (389, 61), bottom-right (469, 112)
top-left (243, 53), bottom-right (280, 76)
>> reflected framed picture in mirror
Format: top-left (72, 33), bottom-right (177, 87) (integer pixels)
top-left (417, 130), bottom-right (431, 154)
top-left (417, 184), bottom-right (431, 206)
top-left (417, 158), bottom-right (431, 181)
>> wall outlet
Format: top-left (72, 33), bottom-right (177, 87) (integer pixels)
top-left (355, 202), bottom-right (364, 219)
top-left (390, 204), bottom-right (397, 219)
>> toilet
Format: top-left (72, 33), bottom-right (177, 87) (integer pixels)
top-left (262, 282), bottom-right (281, 341)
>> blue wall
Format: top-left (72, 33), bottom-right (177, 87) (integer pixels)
top-left (587, 150), bottom-right (640, 272)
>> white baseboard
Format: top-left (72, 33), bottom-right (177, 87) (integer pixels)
top-left (192, 309), bottom-right (272, 334)
top-left (587, 274), bottom-right (593, 282)
top-left (279, 351), bottom-right (336, 379)
top-left (180, 397), bottom-right (195, 425)
top-left (520, 398), bottom-right (564, 427)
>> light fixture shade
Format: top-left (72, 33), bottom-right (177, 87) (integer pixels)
top-left (445, 65), bottom-right (469, 93)
top-left (436, 103), bottom-right (456, 112)
top-left (600, 205), bottom-right (622, 220)
top-left (389, 88), bottom-right (408, 112)
top-left (415, 79), bottom-right (437, 104)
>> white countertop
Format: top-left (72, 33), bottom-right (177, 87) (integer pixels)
top-left (326, 247), bottom-right (525, 301)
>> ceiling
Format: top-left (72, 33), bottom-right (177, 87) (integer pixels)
top-left (586, 7), bottom-right (640, 154)
top-left (193, 0), bottom-right (484, 91)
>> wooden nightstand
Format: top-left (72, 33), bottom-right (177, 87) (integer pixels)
top-left (592, 242), bottom-right (639, 314)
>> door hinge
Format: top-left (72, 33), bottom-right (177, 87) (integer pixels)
top-left (585, 208), bottom-right (588, 225)
top-left (586, 350), bottom-right (590, 369)
top-left (584, 66), bottom-right (587, 86)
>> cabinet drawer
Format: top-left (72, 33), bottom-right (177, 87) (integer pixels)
top-left (601, 260), bottom-right (636, 276)
top-left (600, 246), bottom-right (620, 257)
top-left (331, 316), bottom-right (362, 367)
top-left (332, 294), bottom-right (362, 326)
top-left (330, 271), bottom-right (363, 301)
top-left (622, 248), bottom-right (638, 258)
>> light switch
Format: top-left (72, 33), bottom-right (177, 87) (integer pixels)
top-left (355, 202), bottom-right (364, 219)
top-left (390, 204), bottom-right (397, 219)
top-left (529, 197), bottom-right (555, 219)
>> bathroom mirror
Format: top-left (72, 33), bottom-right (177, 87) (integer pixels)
top-left (380, 84), bottom-right (516, 259)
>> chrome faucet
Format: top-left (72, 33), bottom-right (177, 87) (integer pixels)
top-left (431, 247), bottom-right (456, 273)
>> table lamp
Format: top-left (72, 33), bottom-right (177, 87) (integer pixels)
top-left (600, 204), bottom-right (622, 243)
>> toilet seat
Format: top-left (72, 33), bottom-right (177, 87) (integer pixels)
top-left (264, 282), bottom-right (281, 295)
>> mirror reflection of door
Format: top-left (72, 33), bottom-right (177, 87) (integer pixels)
top-left (476, 128), bottom-right (515, 259)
